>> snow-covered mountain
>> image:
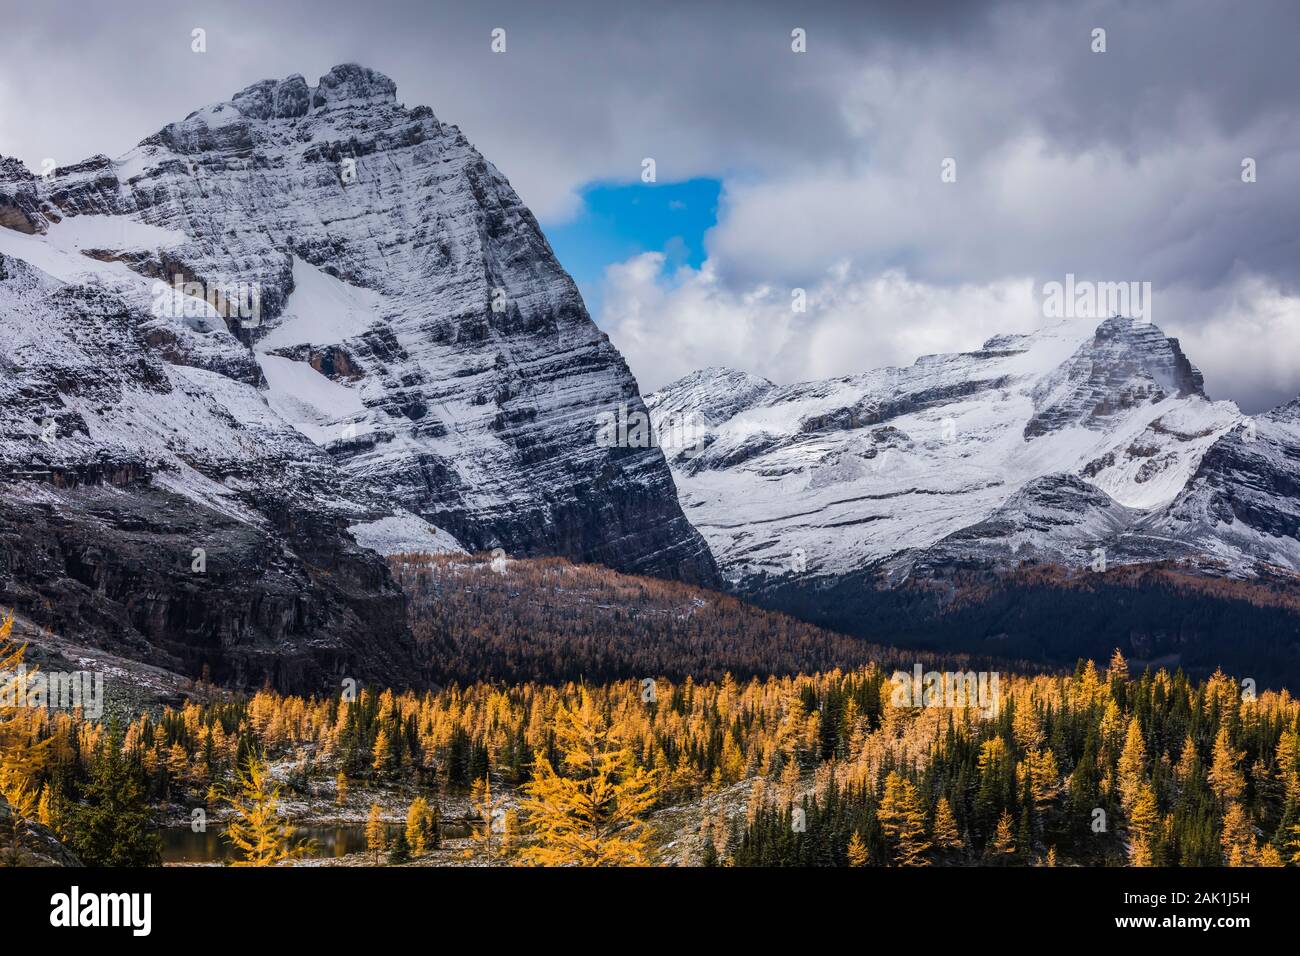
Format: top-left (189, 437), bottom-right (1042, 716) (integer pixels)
top-left (648, 315), bottom-right (1300, 589)
top-left (0, 65), bottom-right (713, 689)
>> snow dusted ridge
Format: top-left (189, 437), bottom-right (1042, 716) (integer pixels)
top-left (647, 315), bottom-right (1298, 589)
top-left (0, 65), bottom-right (713, 689)
top-left (0, 63), bottom-right (713, 582)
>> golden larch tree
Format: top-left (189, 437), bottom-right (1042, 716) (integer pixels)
top-left (1127, 783), bottom-right (1160, 866)
top-left (469, 775), bottom-right (507, 863)
top-left (877, 771), bottom-right (931, 866)
top-left (846, 831), bottom-right (869, 866)
top-left (519, 690), bottom-right (660, 866)
top-left (931, 797), bottom-right (963, 853)
top-left (405, 796), bottom-right (433, 857)
top-left (365, 803), bottom-right (386, 865)
top-left (987, 810), bottom-right (1017, 861)
top-left (1219, 802), bottom-right (1256, 866)
top-left (222, 754), bottom-right (309, 866)
top-left (1116, 717), bottom-right (1147, 815)
top-left (1208, 726), bottom-right (1245, 804)
top-left (0, 612), bottom-right (50, 819)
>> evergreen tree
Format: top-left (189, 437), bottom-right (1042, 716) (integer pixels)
top-left (387, 826), bottom-right (410, 864)
top-left (65, 728), bottom-right (162, 867)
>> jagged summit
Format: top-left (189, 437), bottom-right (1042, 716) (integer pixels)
top-left (1025, 315), bottom-right (1206, 439)
top-left (224, 65), bottom-right (402, 122)
top-left (647, 366), bottom-right (776, 428)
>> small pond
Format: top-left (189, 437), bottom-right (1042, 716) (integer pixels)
top-left (161, 820), bottom-right (474, 863)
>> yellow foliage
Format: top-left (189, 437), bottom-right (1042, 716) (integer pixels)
top-left (519, 691), bottom-right (660, 866)
top-left (221, 754), bottom-right (310, 866)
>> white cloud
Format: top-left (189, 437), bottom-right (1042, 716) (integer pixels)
top-left (595, 9), bottom-right (1300, 411)
top-left (602, 252), bottom-right (1300, 415)
top-left (601, 253), bottom-right (1038, 393)
top-left (1161, 274), bottom-right (1300, 411)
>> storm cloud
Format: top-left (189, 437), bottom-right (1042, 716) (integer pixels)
top-left (2, 0), bottom-right (1297, 410)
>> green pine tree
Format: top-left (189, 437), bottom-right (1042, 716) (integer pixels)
top-left (65, 728), bottom-right (162, 867)
top-left (387, 826), bottom-right (411, 864)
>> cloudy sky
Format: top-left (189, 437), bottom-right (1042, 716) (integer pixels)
top-left (3, 0), bottom-right (1298, 411)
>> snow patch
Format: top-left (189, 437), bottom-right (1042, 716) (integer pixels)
top-left (258, 354), bottom-right (368, 445)
top-left (348, 513), bottom-right (466, 556)
top-left (256, 257), bottom-right (384, 352)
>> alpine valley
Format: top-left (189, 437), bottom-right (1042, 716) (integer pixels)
top-left (2, 48), bottom-right (1300, 881)
top-left (2, 64), bottom-right (1299, 693)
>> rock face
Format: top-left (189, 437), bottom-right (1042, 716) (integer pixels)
top-left (0, 796), bottom-right (82, 866)
top-left (1023, 317), bottom-right (1205, 438)
top-left (0, 65), bottom-right (714, 690)
top-left (1139, 399), bottom-right (1300, 568)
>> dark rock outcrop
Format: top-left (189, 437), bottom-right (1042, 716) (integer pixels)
top-left (0, 796), bottom-right (82, 867)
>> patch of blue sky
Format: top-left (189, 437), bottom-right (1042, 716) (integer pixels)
top-left (541, 177), bottom-right (721, 314)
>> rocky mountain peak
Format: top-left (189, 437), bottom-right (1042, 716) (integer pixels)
top-left (312, 63), bottom-right (399, 111)
top-left (0, 63), bottom-right (717, 690)
top-left (648, 312), bottom-right (1248, 587)
top-left (647, 366), bottom-right (776, 428)
top-left (1025, 316), bottom-right (1206, 439)
top-left (231, 74), bottom-right (312, 120)
top-left (230, 65), bottom-right (398, 121)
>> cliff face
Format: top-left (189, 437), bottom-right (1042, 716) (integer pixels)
top-left (0, 65), bottom-right (714, 691)
top-left (0, 251), bottom-right (419, 692)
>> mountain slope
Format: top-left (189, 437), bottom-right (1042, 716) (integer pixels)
top-left (390, 552), bottom-right (989, 685)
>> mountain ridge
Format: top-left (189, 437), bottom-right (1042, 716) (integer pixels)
top-left (648, 314), bottom-right (1266, 584)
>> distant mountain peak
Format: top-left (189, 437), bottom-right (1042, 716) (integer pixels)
top-left (650, 312), bottom-right (1259, 588)
top-left (1025, 316), bottom-right (1206, 439)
